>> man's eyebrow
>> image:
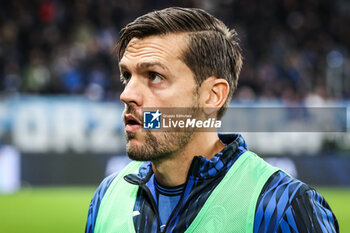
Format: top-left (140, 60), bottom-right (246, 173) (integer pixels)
top-left (119, 62), bottom-right (169, 72)
top-left (137, 62), bottom-right (168, 71)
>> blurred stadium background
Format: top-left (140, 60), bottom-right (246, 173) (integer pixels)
top-left (0, 0), bottom-right (349, 232)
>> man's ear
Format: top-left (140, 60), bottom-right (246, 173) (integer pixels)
top-left (199, 76), bottom-right (229, 115)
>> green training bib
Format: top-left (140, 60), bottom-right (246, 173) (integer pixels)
top-left (94, 151), bottom-right (280, 233)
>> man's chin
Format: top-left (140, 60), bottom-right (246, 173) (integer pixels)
top-left (126, 145), bottom-right (151, 161)
top-left (126, 153), bottom-right (149, 162)
top-left (126, 140), bottom-right (168, 162)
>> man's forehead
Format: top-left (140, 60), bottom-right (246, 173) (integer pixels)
top-left (123, 34), bottom-right (188, 59)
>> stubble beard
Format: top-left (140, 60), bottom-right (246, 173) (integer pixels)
top-left (126, 129), bottom-right (195, 162)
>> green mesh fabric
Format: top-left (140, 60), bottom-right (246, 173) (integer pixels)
top-left (94, 151), bottom-right (279, 233)
top-left (185, 151), bottom-right (279, 233)
top-left (94, 161), bottom-right (142, 233)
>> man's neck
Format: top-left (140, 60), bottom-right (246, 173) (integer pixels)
top-left (151, 132), bottom-right (225, 187)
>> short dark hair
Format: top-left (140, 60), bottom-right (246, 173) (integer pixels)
top-left (116, 7), bottom-right (242, 119)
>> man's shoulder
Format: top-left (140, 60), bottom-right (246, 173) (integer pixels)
top-left (254, 171), bottom-right (308, 232)
top-left (96, 172), bottom-right (119, 196)
top-left (85, 161), bottom-right (148, 233)
top-left (89, 172), bottom-right (120, 212)
top-left (85, 172), bottom-right (119, 233)
top-left (254, 171), bottom-right (339, 233)
top-left (256, 171), bottom-right (307, 213)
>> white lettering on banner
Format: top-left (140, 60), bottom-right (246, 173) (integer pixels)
top-left (13, 103), bottom-right (49, 152)
top-left (8, 99), bottom-right (124, 154)
top-left (52, 104), bottom-right (87, 153)
top-left (90, 104), bottom-right (124, 152)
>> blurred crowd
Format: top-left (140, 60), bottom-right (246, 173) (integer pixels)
top-left (0, 0), bottom-right (349, 102)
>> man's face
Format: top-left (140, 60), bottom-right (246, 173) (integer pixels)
top-left (119, 34), bottom-right (200, 161)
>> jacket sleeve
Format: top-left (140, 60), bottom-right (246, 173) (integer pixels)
top-left (254, 171), bottom-right (339, 233)
top-left (85, 173), bottom-right (118, 233)
top-left (276, 189), bottom-right (339, 233)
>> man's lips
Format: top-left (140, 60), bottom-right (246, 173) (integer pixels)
top-left (124, 114), bottom-right (142, 132)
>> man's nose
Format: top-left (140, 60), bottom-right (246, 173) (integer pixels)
top-left (120, 77), bottom-right (143, 106)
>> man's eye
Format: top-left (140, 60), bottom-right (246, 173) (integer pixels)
top-left (149, 72), bottom-right (163, 83)
top-left (120, 72), bottom-right (131, 84)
